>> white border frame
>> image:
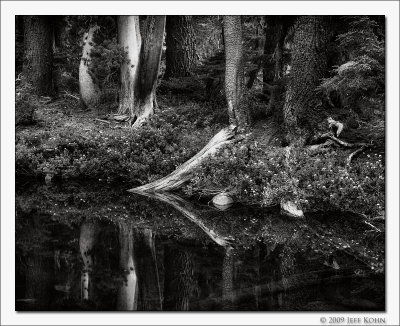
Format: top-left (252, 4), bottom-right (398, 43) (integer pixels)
top-left (1, 1), bottom-right (399, 325)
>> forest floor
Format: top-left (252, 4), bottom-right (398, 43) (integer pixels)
top-left (16, 91), bottom-right (384, 222)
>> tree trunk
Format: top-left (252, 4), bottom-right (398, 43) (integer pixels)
top-left (79, 221), bottom-right (97, 301)
top-left (224, 16), bottom-right (250, 128)
top-left (164, 16), bottom-right (197, 78)
top-left (79, 25), bottom-right (101, 109)
top-left (117, 16), bottom-right (165, 127)
top-left (164, 246), bottom-right (196, 311)
top-left (22, 16), bottom-right (55, 96)
top-left (117, 16), bottom-right (141, 116)
top-left (282, 16), bottom-right (328, 145)
top-left (117, 221), bottom-right (138, 311)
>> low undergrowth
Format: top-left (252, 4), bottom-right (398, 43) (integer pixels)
top-left (183, 140), bottom-right (384, 219)
top-left (15, 96), bottom-right (222, 185)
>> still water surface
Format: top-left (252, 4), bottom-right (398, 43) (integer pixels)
top-left (15, 181), bottom-right (384, 311)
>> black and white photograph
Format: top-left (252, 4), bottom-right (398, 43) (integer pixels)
top-left (1, 1), bottom-right (399, 325)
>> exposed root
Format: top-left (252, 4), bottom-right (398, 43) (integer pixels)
top-left (346, 145), bottom-right (367, 166)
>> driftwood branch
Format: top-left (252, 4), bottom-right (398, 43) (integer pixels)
top-left (132, 126), bottom-right (238, 192)
top-left (94, 118), bottom-right (111, 125)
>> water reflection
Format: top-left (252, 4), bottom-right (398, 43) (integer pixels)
top-left (15, 182), bottom-right (385, 311)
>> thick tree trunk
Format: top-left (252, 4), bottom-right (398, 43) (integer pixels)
top-left (165, 16), bottom-right (197, 78)
top-left (164, 246), bottom-right (196, 311)
top-left (117, 16), bottom-right (165, 127)
top-left (79, 221), bottom-right (97, 301)
top-left (117, 16), bottom-right (141, 116)
top-left (79, 25), bottom-right (101, 109)
top-left (117, 221), bottom-right (138, 311)
top-left (22, 16), bottom-right (55, 96)
top-left (224, 16), bottom-right (250, 128)
top-left (283, 16), bottom-right (328, 145)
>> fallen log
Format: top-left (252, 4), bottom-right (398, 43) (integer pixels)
top-left (132, 125), bottom-right (238, 192)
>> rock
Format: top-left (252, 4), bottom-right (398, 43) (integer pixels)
top-left (280, 200), bottom-right (304, 219)
top-left (212, 192), bottom-right (234, 211)
top-left (45, 173), bottom-right (53, 185)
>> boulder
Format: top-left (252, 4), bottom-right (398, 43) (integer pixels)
top-left (280, 200), bottom-right (304, 219)
top-left (212, 192), bottom-right (234, 211)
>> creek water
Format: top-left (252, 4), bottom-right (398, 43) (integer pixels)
top-left (15, 180), bottom-right (385, 311)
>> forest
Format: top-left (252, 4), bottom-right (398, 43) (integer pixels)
top-left (14, 15), bottom-right (386, 312)
top-left (15, 15), bottom-right (385, 219)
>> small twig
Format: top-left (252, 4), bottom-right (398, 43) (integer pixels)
top-left (363, 220), bottom-right (382, 233)
top-left (94, 118), bottom-right (110, 125)
top-left (63, 91), bottom-right (80, 101)
top-left (346, 145), bottom-right (366, 166)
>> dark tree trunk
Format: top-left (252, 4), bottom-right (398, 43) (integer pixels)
top-left (283, 16), bottom-right (328, 145)
top-left (164, 16), bottom-right (197, 78)
top-left (164, 246), bottom-right (196, 311)
top-left (224, 16), bottom-right (250, 128)
top-left (22, 16), bottom-right (55, 96)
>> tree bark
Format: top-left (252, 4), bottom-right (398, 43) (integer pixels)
top-left (22, 16), bottom-right (55, 96)
top-left (221, 247), bottom-right (236, 310)
top-left (117, 16), bottom-right (141, 116)
top-left (79, 25), bottom-right (101, 109)
top-left (282, 16), bottom-right (328, 145)
top-left (117, 16), bottom-right (165, 127)
top-left (164, 246), bottom-right (196, 311)
top-left (224, 16), bottom-right (250, 128)
top-left (165, 16), bottom-right (197, 78)
top-left (117, 221), bottom-right (138, 311)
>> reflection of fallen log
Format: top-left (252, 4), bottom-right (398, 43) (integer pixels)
top-left (130, 190), bottom-right (233, 248)
top-left (131, 126), bottom-right (237, 192)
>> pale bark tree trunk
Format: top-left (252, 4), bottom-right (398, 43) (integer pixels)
top-left (117, 16), bottom-right (165, 127)
top-left (79, 221), bottom-right (97, 301)
top-left (117, 221), bottom-right (138, 311)
top-left (224, 16), bottom-right (250, 128)
top-left (283, 16), bottom-right (328, 145)
top-left (165, 16), bottom-right (197, 78)
top-left (79, 25), bottom-right (101, 109)
top-left (117, 16), bottom-right (141, 116)
top-left (22, 16), bottom-right (55, 96)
